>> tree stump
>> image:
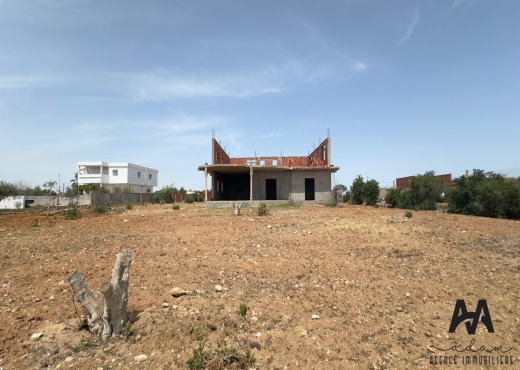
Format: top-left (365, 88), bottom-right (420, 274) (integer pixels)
top-left (232, 202), bottom-right (243, 216)
top-left (68, 251), bottom-right (132, 338)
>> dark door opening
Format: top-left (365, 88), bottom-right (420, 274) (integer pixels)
top-left (304, 178), bottom-right (315, 200)
top-left (266, 179), bottom-right (277, 200)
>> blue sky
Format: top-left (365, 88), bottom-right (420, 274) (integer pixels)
top-left (1, 0), bottom-right (519, 190)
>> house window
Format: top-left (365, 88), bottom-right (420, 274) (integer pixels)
top-left (148, 174), bottom-right (152, 180)
top-left (138, 171), bottom-right (141, 178)
top-left (113, 169), bottom-right (118, 176)
top-left (146, 189), bottom-right (151, 193)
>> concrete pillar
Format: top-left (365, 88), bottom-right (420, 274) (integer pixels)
top-left (249, 166), bottom-right (253, 201)
top-left (204, 166), bottom-right (208, 201)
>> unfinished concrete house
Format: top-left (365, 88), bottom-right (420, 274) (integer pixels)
top-left (198, 135), bottom-right (339, 206)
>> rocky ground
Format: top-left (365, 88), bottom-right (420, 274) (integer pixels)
top-left (0, 203), bottom-right (519, 369)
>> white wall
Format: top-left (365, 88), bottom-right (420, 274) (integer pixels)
top-left (0, 196), bottom-right (25, 209)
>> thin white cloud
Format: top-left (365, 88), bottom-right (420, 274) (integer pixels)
top-left (259, 133), bottom-right (284, 139)
top-left (451, 0), bottom-right (463, 9)
top-left (111, 71), bottom-right (283, 102)
top-left (354, 62), bottom-right (367, 71)
top-left (0, 77), bottom-right (44, 89)
top-left (398, 11), bottom-right (420, 45)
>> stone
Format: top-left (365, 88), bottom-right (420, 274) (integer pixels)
top-left (311, 314), bottom-right (320, 320)
top-left (134, 354), bottom-right (148, 362)
top-left (267, 225), bottom-right (272, 229)
top-left (215, 285), bottom-right (223, 292)
top-left (64, 356), bottom-right (73, 363)
top-left (162, 302), bottom-right (169, 308)
top-left (294, 327), bottom-right (308, 337)
top-left (169, 287), bottom-right (187, 298)
top-left (250, 341), bottom-right (262, 350)
top-left (31, 332), bottom-right (44, 341)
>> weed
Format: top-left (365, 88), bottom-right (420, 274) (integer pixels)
top-left (64, 209), bottom-right (80, 220)
top-left (404, 211), bottom-right (413, 218)
top-left (91, 205), bottom-right (108, 214)
top-left (31, 218), bottom-right (39, 227)
top-left (172, 203), bottom-right (180, 210)
top-left (237, 303), bottom-right (249, 319)
top-left (123, 321), bottom-right (134, 338)
top-left (125, 203), bottom-right (133, 210)
top-left (257, 203), bottom-right (269, 216)
top-left (186, 327), bottom-right (256, 370)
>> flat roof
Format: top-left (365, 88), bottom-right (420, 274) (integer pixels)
top-left (198, 164), bottom-right (339, 174)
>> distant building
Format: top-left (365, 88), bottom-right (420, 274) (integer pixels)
top-left (395, 173), bottom-right (455, 191)
top-left (198, 135), bottom-right (339, 202)
top-left (77, 161), bottom-right (158, 193)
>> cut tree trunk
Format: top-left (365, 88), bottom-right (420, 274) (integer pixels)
top-left (68, 251), bottom-right (132, 338)
top-left (232, 202), bottom-right (243, 216)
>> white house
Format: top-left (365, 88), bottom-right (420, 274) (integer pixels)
top-left (77, 161), bottom-right (158, 193)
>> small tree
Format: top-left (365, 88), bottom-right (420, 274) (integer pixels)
top-left (350, 175), bottom-right (364, 205)
top-left (385, 188), bottom-right (401, 208)
top-left (409, 171), bottom-right (442, 210)
top-left (42, 180), bottom-right (58, 213)
top-left (0, 181), bottom-right (17, 202)
top-left (363, 179), bottom-right (380, 206)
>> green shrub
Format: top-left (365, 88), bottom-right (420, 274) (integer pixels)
top-left (257, 203), bottom-right (268, 216)
top-left (237, 304), bottom-right (249, 318)
top-left (164, 190), bottom-right (173, 204)
top-left (409, 171), bottom-right (442, 210)
top-left (363, 179), bottom-right (380, 206)
top-left (91, 205), bottom-right (107, 214)
top-left (125, 204), bottom-right (133, 210)
top-left (385, 189), bottom-right (401, 208)
top-left (185, 195), bottom-right (195, 203)
top-left (404, 211), bottom-right (413, 218)
top-left (447, 170), bottom-right (520, 219)
top-left (172, 203), bottom-right (180, 210)
top-left (64, 209), bottom-right (80, 220)
top-left (350, 175), bottom-right (364, 205)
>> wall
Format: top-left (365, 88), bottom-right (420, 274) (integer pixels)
top-left (107, 165), bottom-right (129, 185)
top-left (289, 169), bottom-right (332, 201)
top-left (126, 164), bottom-right (158, 188)
top-left (0, 196), bottom-right (25, 209)
top-left (252, 170), bottom-right (291, 200)
top-left (209, 169), bottom-right (332, 201)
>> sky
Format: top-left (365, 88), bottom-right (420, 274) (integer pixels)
top-left (1, 0), bottom-right (519, 191)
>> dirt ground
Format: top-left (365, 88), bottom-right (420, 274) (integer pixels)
top-left (1, 203), bottom-right (519, 369)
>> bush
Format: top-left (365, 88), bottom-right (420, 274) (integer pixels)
top-left (172, 204), bottom-right (180, 210)
top-left (64, 209), bottom-right (80, 220)
top-left (125, 204), bottom-right (133, 210)
top-left (350, 175), bottom-right (364, 205)
top-left (385, 189), bottom-right (401, 208)
top-left (164, 190), bottom-right (173, 204)
top-left (404, 211), bottom-right (413, 218)
top-left (409, 171), bottom-right (442, 210)
top-left (363, 179), bottom-right (380, 206)
top-left (185, 195), bottom-right (195, 203)
top-left (448, 170), bottom-right (520, 219)
top-left (91, 205), bottom-right (107, 214)
top-left (257, 203), bottom-right (268, 216)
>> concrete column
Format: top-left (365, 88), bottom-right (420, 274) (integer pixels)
top-left (204, 166), bottom-right (208, 201)
top-left (249, 166), bottom-right (253, 201)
